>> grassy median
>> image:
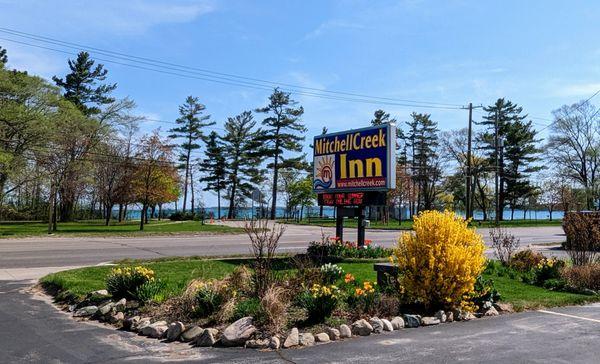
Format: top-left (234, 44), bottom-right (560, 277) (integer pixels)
top-left (40, 257), bottom-right (599, 311)
top-left (0, 220), bottom-right (243, 238)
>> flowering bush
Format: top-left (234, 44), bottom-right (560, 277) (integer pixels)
top-left (320, 263), bottom-right (344, 284)
top-left (106, 266), bottom-right (155, 300)
top-left (307, 236), bottom-right (393, 261)
top-left (510, 249), bottom-right (545, 272)
top-left (529, 257), bottom-right (565, 286)
top-left (394, 210), bottom-right (486, 310)
top-left (298, 283), bottom-right (341, 322)
top-left (193, 280), bottom-right (229, 317)
top-left (346, 280), bottom-right (380, 315)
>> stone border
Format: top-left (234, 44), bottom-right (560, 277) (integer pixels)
top-left (67, 289), bottom-right (512, 350)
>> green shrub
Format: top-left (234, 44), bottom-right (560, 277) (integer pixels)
top-left (510, 249), bottom-right (545, 272)
top-left (134, 279), bottom-right (166, 303)
top-left (307, 237), bottom-right (393, 261)
top-left (345, 280), bottom-right (380, 315)
top-left (232, 298), bottom-right (262, 321)
top-left (105, 266), bottom-right (155, 300)
top-left (297, 283), bottom-right (340, 323)
top-left (531, 258), bottom-right (566, 286)
top-left (469, 275), bottom-right (500, 309)
top-left (194, 282), bottom-right (225, 317)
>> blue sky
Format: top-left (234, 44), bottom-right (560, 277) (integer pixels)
top-left (1, 0), bottom-right (599, 206)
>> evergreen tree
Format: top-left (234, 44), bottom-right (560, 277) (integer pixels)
top-left (198, 131), bottom-right (227, 219)
top-left (478, 98), bottom-right (540, 219)
top-left (169, 96), bottom-right (214, 215)
top-left (222, 111), bottom-right (265, 219)
top-left (0, 46), bottom-right (7, 65)
top-left (52, 51), bottom-right (116, 116)
top-left (256, 88), bottom-right (306, 219)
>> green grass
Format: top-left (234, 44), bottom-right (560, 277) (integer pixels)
top-left (282, 217), bottom-right (563, 230)
top-left (40, 257), bottom-right (599, 310)
top-left (0, 219), bottom-right (243, 238)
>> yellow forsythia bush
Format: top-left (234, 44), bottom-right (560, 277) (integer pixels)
top-left (394, 210), bottom-right (486, 310)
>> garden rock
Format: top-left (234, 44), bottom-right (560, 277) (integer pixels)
top-left (339, 324), bottom-right (352, 338)
top-left (351, 319), bottom-right (373, 336)
top-left (245, 338), bottom-right (270, 349)
top-left (403, 314), bottom-right (421, 328)
top-left (435, 310), bottom-right (447, 323)
top-left (325, 327), bottom-right (340, 341)
top-left (381, 319), bottom-right (394, 332)
top-left (123, 316), bottom-right (140, 331)
top-left (369, 317), bottom-right (384, 333)
top-left (141, 322), bottom-right (168, 338)
top-left (421, 317), bottom-right (440, 326)
top-left (135, 318), bottom-right (152, 332)
top-left (181, 326), bottom-right (204, 342)
top-left (97, 302), bottom-right (115, 316)
top-left (269, 336), bottom-right (280, 350)
top-left (221, 317), bottom-right (256, 347)
top-left (391, 316), bottom-right (405, 330)
top-left (90, 289), bottom-right (110, 297)
top-left (114, 298), bottom-right (126, 312)
top-left (446, 311), bottom-right (454, 322)
top-left (315, 332), bottom-right (330, 342)
top-left (283, 328), bottom-right (299, 348)
top-left (166, 322), bottom-right (185, 342)
top-left (109, 312), bottom-right (124, 324)
top-left (484, 306), bottom-right (499, 317)
top-left (73, 306), bottom-right (98, 317)
top-left (493, 302), bottom-right (514, 313)
top-left (195, 329), bottom-right (217, 347)
top-left (299, 333), bottom-right (315, 346)
top-left (482, 300), bottom-right (493, 310)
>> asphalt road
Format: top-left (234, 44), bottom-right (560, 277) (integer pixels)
top-left (0, 224), bottom-right (566, 274)
top-left (1, 280), bottom-right (599, 363)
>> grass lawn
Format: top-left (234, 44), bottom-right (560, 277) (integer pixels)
top-left (0, 220), bottom-right (243, 238)
top-left (40, 257), bottom-right (599, 310)
top-left (282, 217), bottom-right (563, 230)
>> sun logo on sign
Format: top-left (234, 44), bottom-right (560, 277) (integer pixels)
top-left (314, 155), bottom-right (335, 189)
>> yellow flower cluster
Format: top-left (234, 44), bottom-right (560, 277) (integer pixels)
top-left (354, 281), bottom-right (376, 296)
top-left (537, 258), bottom-right (556, 269)
top-left (110, 266), bottom-right (155, 281)
top-left (310, 283), bottom-right (340, 299)
top-left (394, 210), bottom-right (486, 309)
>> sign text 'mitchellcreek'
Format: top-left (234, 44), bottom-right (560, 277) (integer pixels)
top-left (314, 129), bottom-right (386, 155)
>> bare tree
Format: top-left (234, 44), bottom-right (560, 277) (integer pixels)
top-left (489, 227), bottom-right (520, 265)
top-left (244, 219), bottom-right (285, 297)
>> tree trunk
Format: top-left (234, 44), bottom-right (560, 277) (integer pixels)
top-left (270, 133), bottom-right (281, 220)
top-left (118, 204), bottom-right (123, 222)
top-left (105, 203), bottom-right (113, 226)
top-left (139, 204), bottom-right (146, 230)
top-left (190, 169), bottom-right (195, 219)
top-left (217, 189), bottom-right (221, 219)
top-left (158, 204), bottom-right (162, 221)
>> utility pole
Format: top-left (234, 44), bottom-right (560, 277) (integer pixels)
top-left (466, 103), bottom-right (473, 219)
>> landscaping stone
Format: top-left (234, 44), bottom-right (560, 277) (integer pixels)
top-left (97, 302), bottom-right (115, 316)
top-left (339, 324), bottom-right (352, 338)
top-left (325, 327), bottom-right (340, 341)
top-left (142, 323), bottom-right (168, 339)
top-left (109, 312), bottom-right (124, 324)
top-left (315, 332), bottom-right (330, 342)
top-left (391, 316), bottom-right (405, 330)
top-left (73, 305), bottom-right (98, 317)
top-left (283, 328), bottom-right (299, 348)
top-left (484, 306), bottom-right (499, 317)
top-left (369, 317), bottom-right (384, 334)
top-left (403, 314), bottom-right (421, 328)
top-left (482, 301), bottom-right (493, 310)
top-left (381, 319), bottom-right (393, 332)
top-left (493, 302), bottom-right (514, 313)
top-left (299, 333), bottom-right (315, 346)
top-left (351, 319), bottom-right (373, 336)
top-left (114, 298), bottom-right (126, 312)
top-left (435, 310), bottom-right (447, 323)
top-left (269, 336), bottom-right (280, 350)
top-left (195, 329), bottom-right (217, 347)
top-left (90, 289), bottom-right (109, 297)
top-left (446, 311), bottom-right (454, 322)
top-left (245, 338), bottom-right (270, 349)
top-left (123, 316), bottom-right (140, 331)
top-left (421, 316), bottom-right (440, 326)
top-left (457, 311), bottom-right (476, 321)
top-left (181, 326), bottom-right (204, 342)
top-left (166, 322), bottom-right (185, 342)
top-left (221, 317), bottom-right (256, 347)
top-left (135, 318), bottom-right (152, 332)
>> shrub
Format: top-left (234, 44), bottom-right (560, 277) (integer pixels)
top-left (169, 211), bottom-right (195, 221)
top-left (233, 298), bottom-right (263, 321)
top-left (320, 263), bottom-right (344, 284)
top-left (394, 210), bottom-right (486, 310)
top-left (345, 280), bottom-right (380, 315)
top-left (561, 263), bottom-right (600, 292)
top-left (245, 219), bottom-right (285, 298)
top-left (106, 266), bottom-right (155, 300)
top-left (562, 212), bottom-right (600, 266)
top-left (225, 265), bottom-right (253, 297)
top-left (510, 249), bottom-right (545, 272)
top-left (530, 257), bottom-right (566, 286)
top-left (134, 279), bottom-right (166, 303)
top-left (260, 285), bottom-right (290, 332)
top-left (489, 227), bottom-right (520, 265)
top-left (299, 283), bottom-right (341, 323)
top-left (193, 280), bottom-right (226, 317)
top-left (307, 235), bottom-right (393, 262)
top-left (467, 275), bottom-right (500, 310)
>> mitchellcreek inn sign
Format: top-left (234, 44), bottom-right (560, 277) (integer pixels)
top-left (313, 124), bottom-right (396, 196)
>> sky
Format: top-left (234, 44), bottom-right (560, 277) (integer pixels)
top-left (0, 0), bottom-right (599, 207)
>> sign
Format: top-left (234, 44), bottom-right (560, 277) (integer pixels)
top-left (313, 124), bottom-right (396, 193)
top-left (318, 191), bottom-right (387, 207)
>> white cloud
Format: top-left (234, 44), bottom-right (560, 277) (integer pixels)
top-left (303, 19), bottom-right (366, 41)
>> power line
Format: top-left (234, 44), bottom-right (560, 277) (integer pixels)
top-left (0, 27), bottom-right (464, 109)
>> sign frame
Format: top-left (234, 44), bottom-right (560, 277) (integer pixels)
top-left (312, 123), bottom-right (396, 193)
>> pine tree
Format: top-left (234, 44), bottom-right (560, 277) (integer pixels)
top-left (256, 88), bottom-right (306, 219)
top-left (478, 98), bottom-right (540, 219)
top-left (198, 131), bottom-right (227, 219)
top-left (169, 96), bottom-right (214, 215)
top-left (222, 111), bottom-right (265, 219)
top-left (0, 46), bottom-right (7, 65)
top-left (52, 51), bottom-right (116, 116)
